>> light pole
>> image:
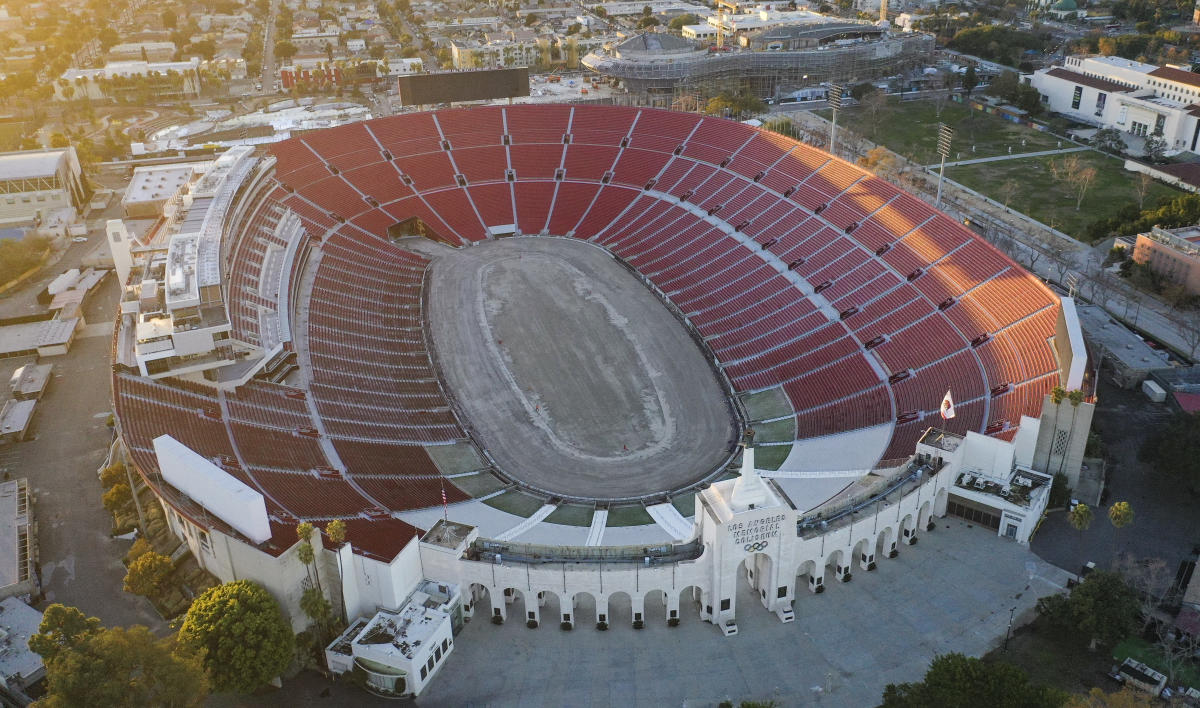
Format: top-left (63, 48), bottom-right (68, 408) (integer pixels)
top-left (935, 122), bottom-right (953, 209)
top-left (828, 83), bottom-right (844, 157)
top-left (1003, 606), bottom-right (1016, 651)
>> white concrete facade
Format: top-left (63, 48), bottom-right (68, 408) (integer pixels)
top-left (1031, 55), bottom-right (1200, 152)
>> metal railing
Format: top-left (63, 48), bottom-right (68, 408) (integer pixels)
top-left (466, 538), bottom-right (704, 565)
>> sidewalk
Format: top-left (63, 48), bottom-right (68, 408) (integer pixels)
top-left (931, 145), bottom-right (1089, 168)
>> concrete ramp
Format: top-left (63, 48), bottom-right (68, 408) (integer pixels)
top-left (585, 509), bottom-right (608, 546)
top-left (646, 503), bottom-right (693, 541)
top-left (494, 504), bottom-right (556, 541)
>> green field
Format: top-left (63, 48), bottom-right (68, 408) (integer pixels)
top-left (481, 489), bottom-right (545, 517)
top-left (544, 504), bottom-right (594, 527)
top-left (750, 418), bottom-right (795, 443)
top-left (817, 98), bottom-right (1062, 164)
top-left (605, 505), bottom-right (654, 527)
top-left (945, 151), bottom-right (1182, 241)
top-left (753, 445), bottom-right (790, 471)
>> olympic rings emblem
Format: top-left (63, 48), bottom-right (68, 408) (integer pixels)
top-left (743, 541), bottom-right (769, 552)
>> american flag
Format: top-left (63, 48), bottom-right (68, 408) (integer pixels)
top-left (441, 480), bottom-right (448, 521)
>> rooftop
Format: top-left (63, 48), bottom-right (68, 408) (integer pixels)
top-left (1075, 304), bottom-right (1167, 372)
top-left (1148, 65), bottom-right (1200, 89)
top-left (421, 519), bottom-right (474, 550)
top-left (0, 598), bottom-right (43, 687)
top-left (354, 601), bottom-right (450, 662)
top-left (0, 318), bottom-right (78, 357)
top-left (0, 480), bottom-right (31, 590)
top-left (0, 148), bottom-right (73, 180)
top-left (124, 164), bottom-right (196, 206)
top-left (1045, 67), bottom-right (1132, 94)
top-left (8, 363), bottom-right (50, 397)
top-left (0, 400), bottom-right (34, 437)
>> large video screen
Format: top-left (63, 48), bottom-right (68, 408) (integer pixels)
top-left (397, 68), bottom-right (530, 106)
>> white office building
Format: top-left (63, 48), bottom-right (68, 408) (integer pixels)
top-left (1031, 55), bottom-right (1200, 152)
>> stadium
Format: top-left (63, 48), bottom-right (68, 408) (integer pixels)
top-left (109, 104), bottom-right (1090, 695)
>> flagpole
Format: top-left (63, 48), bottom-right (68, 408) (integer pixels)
top-left (441, 479), bottom-right (448, 523)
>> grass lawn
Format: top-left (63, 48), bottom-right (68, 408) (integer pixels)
top-left (1114, 637), bottom-right (1200, 689)
top-left (544, 504), bottom-right (594, 527)
top-left (481, 489), bottom-right (545, 517)
top-left (447, 471), bottom-right (508, 498)
top-left (980, 617), bottom-right (1114, 696)
top-left (740, 387), bottom-right (793, 421)
top-left (754, 445), bottom-right (790, 471)
top-left (670, 492), bottom-right (696, 517)
top-left (945, 151), bottom-right (1183, 241)
top-left (815, 98), bottom-right (1062, 164)
top-left (606, 505), bottom-right (654, 527)
top-left (751, 418), bottom-right (795, 443)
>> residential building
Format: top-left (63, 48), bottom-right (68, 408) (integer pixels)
top-left (1132, 225), bottom-right (1200, 295)
top-left (106, 41), bottom-right (177, 62)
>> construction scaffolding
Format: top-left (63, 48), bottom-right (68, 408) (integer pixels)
top-left (582, 32), bottom-right (934, 106)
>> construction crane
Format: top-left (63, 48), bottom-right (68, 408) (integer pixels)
top-left (714, 0), bottom-right (737, 50)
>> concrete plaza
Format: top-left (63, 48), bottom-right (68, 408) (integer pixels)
top-left (418, 521), bottom-right (1072, 707)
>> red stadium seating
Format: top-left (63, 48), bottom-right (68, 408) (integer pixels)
top-left (114, 106), bottom-right (1063, 556)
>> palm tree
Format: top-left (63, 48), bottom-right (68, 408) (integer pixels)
top-left (1044, 386), bottom-right (1067, 471)
top-left (1058, 389), bottom-right (1086, 476)
top-left (1107, 502), bottom-right (1133, 564)
top-left (326, 520), bottom-right (347, 623)
top-left (1068, 502), bottom-right (1093, 561)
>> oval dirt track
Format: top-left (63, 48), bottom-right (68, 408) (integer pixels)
top-left (426, 237), bottom-right (738, 501)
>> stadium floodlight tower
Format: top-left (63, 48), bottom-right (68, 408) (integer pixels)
top-left (828, 84), bottom-right (845, 158)
top-left (935, 122), bottom-right (953, 208)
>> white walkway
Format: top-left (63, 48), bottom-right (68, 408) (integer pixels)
top-left (585, 509), bottom-right (608, 546)
top-left (646, 503), bottom-right (694, 542)
top-left (494, 504), bottom-right (557, 542)
top-left (778, 422), bottom-right (893, 471)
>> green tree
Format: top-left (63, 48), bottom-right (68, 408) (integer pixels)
top-left (637, 15), bottom-right (660, 27)
top-left (1092, 127), bottom-right (1126, 155)
top-left (102, 483), bottom-right (132, 514)
top-left (881, 653), bottom-right (1067, 707)
top-left (1143, 134), bottom-right (1166, 163)
top-left (178, 581), bottom-right (294, 693)
top-left (524, 13), bottom-right (540, 26)
top-left (1069, 502), bottom-right (1093, 559)
top-left (29, 604), bottom-right (102, 663)
top-left (99, 463), bottom-right (126, 489)
top-left (39, 626), bottom-right (208, 708)
top-left (669, 13), bottom-right (698, 30)
top-left (123, 551), bottom-right (172, 597)
top-left (300, 586), bottom-right (333, 627)
top-left (274, 40), bottom-right (298, 61)
top-left (962, 66), bottom-right (979, 97)
top-left (1037, 571), bottom-right (1138, 651)
top-left (48, 132), bottom-right (69, 148)
top-left (326, 519), bottom-right (347, 545)
top-left (1107, 502), bottom-right (1133, 559)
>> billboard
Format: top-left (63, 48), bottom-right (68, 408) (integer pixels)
top-left (396, 68), bottom-right (530, 106)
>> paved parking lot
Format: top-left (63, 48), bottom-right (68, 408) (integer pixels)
top-left (245, 522), bottom-right (1071, 708)
top-left (0, 276), bottom-right (163, 630)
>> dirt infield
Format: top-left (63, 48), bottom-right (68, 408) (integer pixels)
top-left (426, 237), bottom-right (738, 501)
